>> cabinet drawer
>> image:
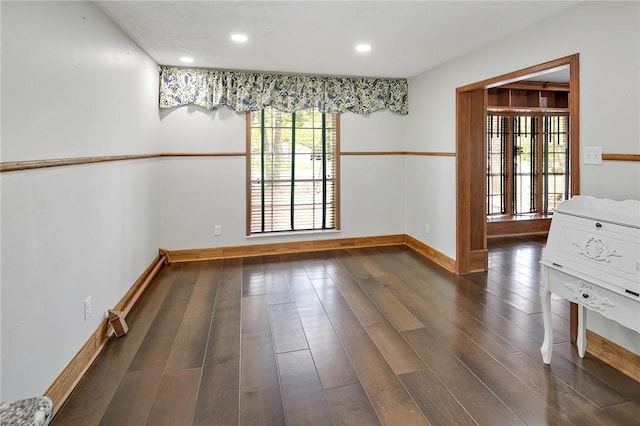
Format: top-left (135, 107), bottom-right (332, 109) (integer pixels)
top-left (546, 267), bottom-right (640, 333)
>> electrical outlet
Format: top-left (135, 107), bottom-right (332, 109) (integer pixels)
top-left (425, 224), bottom-right (431, 235)
top-left (214, 225), bottom-right (222, 236)
top-left (84, 296), bottom-right (92, 320)
top-left (584, 147), bottom-right (603, 165)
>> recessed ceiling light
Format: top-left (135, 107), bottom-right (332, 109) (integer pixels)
top-left (180, 56), bottom-right (195, 63)
top-left (231, 34), bottom-right (248, 43)
top-left (355, 44), bottom-right (371, 53)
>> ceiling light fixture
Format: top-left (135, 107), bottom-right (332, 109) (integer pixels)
top-left (179, 56), bottom-right (195, 63)
top-left (231, 33), bottom-right (248, 43)
top-left (355, 44), bottom-right (371, 53)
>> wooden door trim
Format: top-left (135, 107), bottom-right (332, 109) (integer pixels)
top-left (456, 88), bottom-right (488, 274)
top-left (457, 54), bottom-right (579, 92)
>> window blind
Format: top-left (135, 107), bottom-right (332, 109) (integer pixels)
top-left (249, 108), bottom-right (338, 234)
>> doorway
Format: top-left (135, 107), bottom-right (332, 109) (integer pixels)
top-left (455, 54), bottom-right (580, 275)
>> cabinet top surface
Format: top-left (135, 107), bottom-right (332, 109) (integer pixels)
top-left (556, 196), bottom-right (640, 229)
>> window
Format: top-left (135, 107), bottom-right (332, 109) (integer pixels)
top-left (487, 113), bottom-right (570, 216)
top-left (248, 107), bottom-right (339, 234)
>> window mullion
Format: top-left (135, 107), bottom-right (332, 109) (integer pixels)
top-left (529, 116), bottom-right (540, 213)
top-left (322, 113), bottom-right (327, 229)
top-left (542, 117), bottom-right (547, 214)
top-left (530, 116), bottom-right (536, 213)
top-left (506, 117), bottom-right (514, 215)
top-left (290, 112), bottom-right (296, 231)
top-left (512, 117), bottom-right (518, 214)
top-left (543, 117), bottom-right (550, 213)
top-left (501, 116), bottom-right (506, 214)
top-left (260, 110), bottom-right (266, 233)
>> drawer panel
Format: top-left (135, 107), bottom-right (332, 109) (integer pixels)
top-left (546, 267), bottom-right (640, 333)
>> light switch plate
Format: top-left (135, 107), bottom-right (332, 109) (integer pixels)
top-left (584, 147), bottom-right (603, 165)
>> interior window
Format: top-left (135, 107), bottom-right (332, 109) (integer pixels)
top-left (487, 113), bottom-right (570, 216)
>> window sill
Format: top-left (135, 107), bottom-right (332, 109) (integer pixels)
top-left (487, 215), bottom-right (551, 237)
top-left (247, 229), bottom-right (341, 239)
top-left (487, 213), bottom-right (553, 223)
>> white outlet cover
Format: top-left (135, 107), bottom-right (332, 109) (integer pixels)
top-left (584, 147), bottom-right (603, 165)
top-left (84, 296), bottom-right (92, 320)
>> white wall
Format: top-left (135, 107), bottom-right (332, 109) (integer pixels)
top-left (404, 156), bottom-right (457, 258)
top-left (157, 107), bottom-right (407, 249)
top-left (406, 1), bottom-right (640, 353)
top-left (341, 112), bottom-right (407, 238)
top-left (1, 1), bottom-right (161, 400)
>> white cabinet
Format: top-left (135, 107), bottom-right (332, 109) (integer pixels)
top-left (540, 196), bottom-right (640, 363)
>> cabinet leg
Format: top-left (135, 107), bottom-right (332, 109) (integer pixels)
top-left (577, 304), bottom-right (587, 358)
top-left (540, 286), bottom-right (553, 364)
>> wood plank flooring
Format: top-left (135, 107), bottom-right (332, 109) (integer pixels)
top-left (52, 236), bottom-right (640, 425)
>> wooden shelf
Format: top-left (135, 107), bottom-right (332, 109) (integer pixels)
top-left (487, 106), bottom-right (568, 113)
top-left (540, 90), bottom-right (569, 108)
top-left (488, 85), bottom-right (569, 110)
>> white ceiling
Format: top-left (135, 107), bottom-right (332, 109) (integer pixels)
top-left (96, 0), bottom-right (580, 79)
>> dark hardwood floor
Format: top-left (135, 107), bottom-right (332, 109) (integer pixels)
top-left (52, 236), bottom-right (640, 425)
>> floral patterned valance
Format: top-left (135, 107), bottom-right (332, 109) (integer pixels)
top-left (159, 66), bottom-right (408, 115)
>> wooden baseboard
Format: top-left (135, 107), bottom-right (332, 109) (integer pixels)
top-left (586, 330), bottom-right (640, 383)
top-left (116, 252), bottom-right (167, 318)
top-left (164, 235), bottom-right (406, 263)
top-left (167, 234), bottom-right (457, 274)
top-left (44, 253), bottom-right (167, 414)
top-left (405, 235), bottom-right (456, 273)
top-left (44, 319), bottom-right (110, 416)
